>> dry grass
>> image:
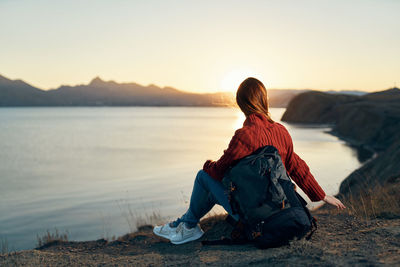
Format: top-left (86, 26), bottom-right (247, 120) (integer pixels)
top-left (116, 199), bottom-right (165, 233)
top-left (36, 229), bottom-right (69, 248)
top-left (341, 177), bottom-right (400, 222)
top-left (1, 238), bottom-right (8, 255)
top-left (134, 210), bottom-right (164, 229)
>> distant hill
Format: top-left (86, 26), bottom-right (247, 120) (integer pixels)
top-left (325, 90), bottom-right (367, 96)
top-left (0, 74), bottom-right (311, 107)
top-left (0, 75), bottom-right (48, 106)
top-left (267, 89), bottom-right (309, 108)
top-left (0, 75), bottom-right (235, 107)
top-left (267, 89), bottom-right (368, 107)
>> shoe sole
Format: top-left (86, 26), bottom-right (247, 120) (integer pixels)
top-left (170, 231), bottom-right (204, 245)
top-left (153, 228), bottom-right (172, 240)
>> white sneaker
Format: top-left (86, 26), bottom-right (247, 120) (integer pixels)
top-left (153, 222), bottom-right (177, 240)
top-left (170, 222), bottom-right (204, 245)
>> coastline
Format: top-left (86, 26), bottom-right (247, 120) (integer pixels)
top-left (326, 129), bottom-right (376, 164)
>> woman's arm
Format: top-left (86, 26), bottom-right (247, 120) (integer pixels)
top-left (284, 131), bottom-right (326, 202)
top-left (203, 128), bottom-right (252, 181)
top-left (284, 129), bottom-right (346, 209)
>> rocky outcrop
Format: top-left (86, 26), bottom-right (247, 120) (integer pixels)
top-left (282, 88), bottom-right (400, 203)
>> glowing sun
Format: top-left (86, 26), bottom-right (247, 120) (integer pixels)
top-left (220, 69), bottom-right (260, 92)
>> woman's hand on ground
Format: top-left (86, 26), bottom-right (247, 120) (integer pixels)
top-left (323, 195), bottom-right (346, 210)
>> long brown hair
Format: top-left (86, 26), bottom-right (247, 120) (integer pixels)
top-left (236, 77), bottom-right (274, 123)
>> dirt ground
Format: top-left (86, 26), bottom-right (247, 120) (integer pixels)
top-left (1, 208), bottom-right (399, 267)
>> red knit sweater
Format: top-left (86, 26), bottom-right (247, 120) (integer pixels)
top-left (203, 113), bottom-right (326, 202)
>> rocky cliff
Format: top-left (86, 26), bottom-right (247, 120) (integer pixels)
top-left (282, 88), bottom-right (400, 213)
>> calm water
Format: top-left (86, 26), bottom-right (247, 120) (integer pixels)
top-left (0, 107), bottom-right (361, 250)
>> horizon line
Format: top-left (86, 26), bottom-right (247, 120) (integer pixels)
top-left (0, 72), bottom-right (392, 94)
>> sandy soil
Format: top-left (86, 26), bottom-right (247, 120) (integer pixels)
top-left (1, 208), bottom-right (399, 266)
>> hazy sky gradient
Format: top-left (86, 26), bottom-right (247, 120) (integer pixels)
top-left (1, 0), bottom-right (399, 92)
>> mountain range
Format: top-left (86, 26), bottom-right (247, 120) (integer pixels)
top-left (0, 74), bottom-right (365, 107)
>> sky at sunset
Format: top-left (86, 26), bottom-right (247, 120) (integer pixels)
top-left (0, 0), bottom-right (399, 93)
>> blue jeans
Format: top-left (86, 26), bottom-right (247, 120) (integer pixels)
top-left (171, 170), bottom-right (239, 228)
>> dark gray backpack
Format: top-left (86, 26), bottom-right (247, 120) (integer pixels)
top-left (203, 145), bottom-right (316, 248)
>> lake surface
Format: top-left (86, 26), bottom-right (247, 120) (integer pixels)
top-left (0, 107), bottom-right (361, 250)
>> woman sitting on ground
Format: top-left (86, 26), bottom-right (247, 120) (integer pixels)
top-left (153, 77), bottom-right (346, 245)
